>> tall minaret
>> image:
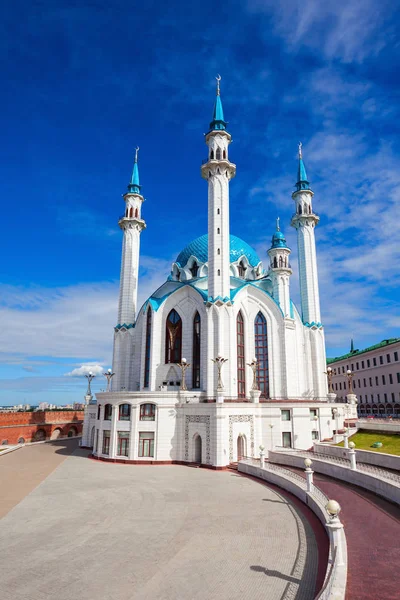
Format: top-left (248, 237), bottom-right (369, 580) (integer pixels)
top-left (290, 143), bottom-right (321, 324)
top-left (201, 76), bottom-right (236, 302)
top-left (112, 149), bottom-right (146, 391)
top-left (267, 218), bottom-right (292, 318)
top-left (117, 147), bottom-right (146, 326)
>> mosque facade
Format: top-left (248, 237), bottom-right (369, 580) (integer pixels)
top-left (82, 81), bottom-right (352, 466)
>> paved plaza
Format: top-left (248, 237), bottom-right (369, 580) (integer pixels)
top-left (0, 442), bottom-right (319, 600)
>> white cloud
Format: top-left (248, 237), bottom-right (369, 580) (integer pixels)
top-left (65, 363), bottom-right (104, 377)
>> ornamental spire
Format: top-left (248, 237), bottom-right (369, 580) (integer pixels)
top-left (127, 146), bottom-right (141, 194)
top-left (209, 74), bottom-right (227, 131)
top-left (276, 216), bottom-right (280, 231)
top-left (295, 142), bottom-right (310, 192)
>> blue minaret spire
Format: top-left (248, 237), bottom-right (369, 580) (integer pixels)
top-left (295, 142), bottom-right (311, 192)
top-left (127, 146), bottom-right (141, 194)
top-left (209, 74), bottom-right (228, 131)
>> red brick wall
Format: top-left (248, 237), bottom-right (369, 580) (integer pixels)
top-left (0, 410), bottom-right (84, 445)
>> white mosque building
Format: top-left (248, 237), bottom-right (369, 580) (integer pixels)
top-left (82, 80), bottom-right (351, 467)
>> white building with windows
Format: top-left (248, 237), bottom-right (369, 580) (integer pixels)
top-left (82, 80), bottom-right (350, 467)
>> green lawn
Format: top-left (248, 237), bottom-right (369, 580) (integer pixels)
top-left (337, 430), bottom-right (400, 456)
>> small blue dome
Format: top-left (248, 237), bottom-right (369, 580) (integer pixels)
top-left (271, 230), bottom-right (288, 249)
top-left (175, 234), bottom-right (261, 267)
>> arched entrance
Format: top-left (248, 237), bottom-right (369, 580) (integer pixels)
top-left (90, 426), bottom-right (95, 447)
top-left (34, 429), bottom-right (46, 442)
top-left (194, 434), bottom-right (202, 464)
top-left (51, 428), bottom-right (62, 440)
top-left (67, 426), bottom-right (78, 438)
top-left (237, 434), bottom-right (246, 461)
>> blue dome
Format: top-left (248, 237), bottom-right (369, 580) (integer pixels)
top-left (175, 234), bottom-right (261, 268)
top-left (271, 230), bottom-right (288, 249)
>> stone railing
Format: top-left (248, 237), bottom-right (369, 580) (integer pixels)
top-left (269, 449), bottom-right (400, 506)
top-left (239, 458), bottom-right (347, 600)
top-left (314, 441), bottom-right (400, 471)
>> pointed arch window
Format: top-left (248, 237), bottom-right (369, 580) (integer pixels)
top-left (210, 149), bottom-right (214, 160)
top-left (129, 207), bottom-right (133, 218)
top-left (190, 262), bottom-right (199, 278)
top-left (223, 149), bottom-right (226, 159)
top-left (144, 308), bottom-right (152, 388)
top-left (165, 309), bottom-right (182, 364)
top-left (237, 311), bottom-right (246, 398)
top-left (216, 147), bottom-right (221, 160)
top-left (238, 260), bottom-right (246, 278)
top-left (254, 312), bottom-right (269, 398)
top-left (192, 312), bottom-right (201, 389)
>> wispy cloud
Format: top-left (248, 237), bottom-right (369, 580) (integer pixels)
top-left (64, 363), bottom-right (104, 377)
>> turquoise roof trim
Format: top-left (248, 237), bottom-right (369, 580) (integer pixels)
top-left (175, 234), bottom-right (261, 268)
top-left (210, 95), bottom-right (227, 131)
top-left (114, 323), bottom-right (135, 330)
top-left (295, 157), bottom-right (310, 192)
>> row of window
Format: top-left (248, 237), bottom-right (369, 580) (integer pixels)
top-left (334, 372), bottom-right (400, 392)
top-left (98, 403), bottom-right (156, 421)
top-left (281, 430), bottom-right (319, 448)
top-left (332, 350), bottom-right (399, 374)
top-left (98, 431), bottom-right (155, 458)
top-left (281, 408), bottom-right (319, 421)
top-left (358, 393), bottom-right (400, 403)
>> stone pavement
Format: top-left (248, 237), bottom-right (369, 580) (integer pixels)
top-left (0, 444), bottom-right (319, 600)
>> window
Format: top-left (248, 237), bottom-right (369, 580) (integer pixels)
top-left (165, 309), bottom-right (182, 364)
top-left (339, 382), bottom-right (342, 390)
top-left (217, 248), bottom-right (220, 255)
top-left (358, 379), bottom-right (361, 387)
top-left (217, 269), bottom-right (220, 276)
top-left (389, 374), bottom-right (393, 384)
top-left (312, 431), bottom-right (319, 440)
top-left (119, 404), bottom-right (131, 421)
top-left (373, 357), bottom-right (377, 366)
top-left (356, 362), bottom-right (359, 370)
top-left (190, 262), bottom-right (199, 278)
top-left (343, 381), bottom-right (346, 390)
top-left (377, 394), bottom-right (380, 402)
top-left (342, 366), bottom-right (345, 374)
top-left (371, 394), bottom-right (374, 401)
top-left (281, 409), bottom-right (291, 421)
top-left (140, 404), bottom-right (156, 421)
top-left (392, 393), bottom-right (395, 402)
top-left (138, 432), bottom-right (155, 457)
top-left (104, 404), bottom-right (112, 420)
top-left (282, 432), bottom-right (292, 448)
top-left (359, 395), bottom-right (362, 402)
top-left (384, 393), bottom-right (387, 402)
top-left (192, 312), bottom-right (201, 389)
top-left (395, 352), bottom-right (398, 362)
top-left (369, 377), bottom-right (372, 386)
top-left (367, 359), bottom-right (370, 367)
top-left (97, 404), bottom-right (101, 420)
top-left (117, 432), bottom-right (129, 457)
top-left (102, 431), bottom-right (110, 455)
top-left (363, 378), bottom-right (366, 387)
top-left (217, 208), bottom-right (220, 214)
top-left (353, 380), bottom-right (356, 389)
top-left (216, 147), bottom-right (221, 160)
top-left (254, 312), bottom-right (269, 398)
top-left (380, 356), bottom-right (383, 365)
top-left (351, 364), bottom-right (354, 371)
top-left (237, 311), bottom-right (246, 398)
top-left (362, 361), bottom-right (365, 368)
top-left (310, 408), bottom-right (318, 419)
top-left (382, 375), bottom-right (386, 385)
top-left (375, 376), bottom-right (379, 385)
top-left (237, 260), bottom-right (246, 278)
top-left (397, 373), bottom-right (400, 383)
top-left (217, 227), bottom-right (220, 234)
top-left (95, 429), bottom-right (99, 452)
top-left (387, 354), bottom-right (391, 363)
top-left (144, 308), bottom-right (152, 388)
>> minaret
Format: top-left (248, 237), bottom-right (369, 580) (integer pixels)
top-left (290, 144), bottom-right (321, 325)
top-left (201, 75), bottom-right (236, 303)
top-left (267, 218), bottom-right (292, 317)
top-left (112, 149), bottom-right (146, 392)
top-left (117, 147), bottom-right (146, 326)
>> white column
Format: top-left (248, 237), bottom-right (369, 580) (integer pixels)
top-left (110, 405), bottom-right (118, 457)
top-left (348, 446), bottom-right (357, 470)
top-left (295, 220), bottom-right (321, 324)
top-left (326, 519), bottom-right (345, 566)
top-left (117, 222), bottom-right (142, 325)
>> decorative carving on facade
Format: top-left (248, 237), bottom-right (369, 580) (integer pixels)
top-left (228, 414), bottom-right (254, 461)
top-left (184, 415), bottom-right (211, 464)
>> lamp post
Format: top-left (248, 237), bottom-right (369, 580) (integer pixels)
top-left (103, 368), bottom-right (115, 392)
top-left (259, 444), bottom-right (265, 468)
top-left (85, 371), bottom-right (95, 396)
top-left (211, 355), bottom-right (228, 393)
top-left (325, 366), bottom-right (334, 393)
top-left (325, 499), bottom-right (345, 566)
top-left (177, 358), bottom-right (190, 391)
top-left (304, 458), bottom-right (314, 492)
top-left (347, 370), bottom-right (354, 394)
top-left (332, 407), bottom-right (339, 437)
top-left (247, 358), bottom-right (259, 391)
top-left (343, 427), bottom-right (349, 449)
top-left (348, 441), bottom-right (357, 470)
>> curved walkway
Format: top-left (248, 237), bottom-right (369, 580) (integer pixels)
top-left (282, 465), bottom-right (400, 600)
top-left (0, 444), bottom-right (320, 600)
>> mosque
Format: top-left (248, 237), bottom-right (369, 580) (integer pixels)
top-left (82, 79), bottom-right (350, 466)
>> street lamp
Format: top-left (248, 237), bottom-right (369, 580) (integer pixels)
top-left (85, 371), bottom-right (95, 396)
top-left (211, 355), bottom-right (228, 392)
top-left (247, 358), bottom-right (259, 391)
top-left (347, 370), bottom-right (354, 394)
top-left (177, 358), bottom-right (190, 391)
top-left (325, 499), bottom-right (341, 522)
top-left (325, 366), bottom-right (334, 393)
top-left (103, 368), bottom-right (115, 392)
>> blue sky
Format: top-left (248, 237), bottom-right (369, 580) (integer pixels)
top-left (0, 0), bottom-right (399, 405)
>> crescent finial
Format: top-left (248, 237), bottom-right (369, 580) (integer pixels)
top-left (276, 216), bottom-right (280, 231)
top-left (298, 141), bottom-right (302, 159)
top-left (216, 74), bottom-right (221, 95)
top-left (135, 146), bottom-right (139, 163)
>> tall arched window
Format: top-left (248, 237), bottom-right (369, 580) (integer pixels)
top-left (216, 147), bottom-right (221, 160)
top-left (238, 260), bottom-right (246, 278)
top-left (144, 308), bottom-right (152, 388)
top-left (190, 262), bottom-right (199, 278)
top-left (192, 312), bottom-right (201, 389)
top-left (165, 309), bottom-right (182, 363)
top-left (237, 311), bottom-right (246, 398)
top-left (254, 312), bottom-right (269, 398)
